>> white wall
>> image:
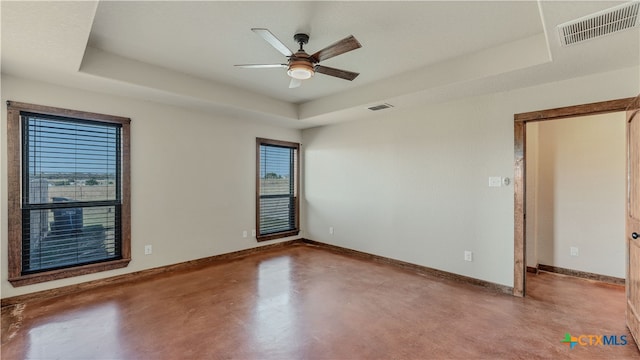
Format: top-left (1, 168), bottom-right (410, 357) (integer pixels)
top-left (302, 65), bottom-right (639, 287)
top-left (527, 113), bottom-right (626, 278)
top-left (2, 65), bottom-right (638, 297)
top-left (0, 74), bottom-right (302, 298)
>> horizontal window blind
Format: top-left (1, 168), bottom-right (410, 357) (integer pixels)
top-left (22, 206), bottom-right (120, 273)
top-left (21, 113), bottom-right (122, 274)
top-left (257, 139), bottom-right (299, 239)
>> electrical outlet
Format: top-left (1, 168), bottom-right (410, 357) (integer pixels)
top-left (464, 251), bottom-right (473, 262)
top-left (329, 226), bottom-right (334, 235)
top-left (251, 229), bottom-right (256, 237)
top-left (243, 230), bottom-right (248, 238)
top-left (144, 245), bottom-right (152, 255)
top-left (570, 247), bottom-right (579, 257)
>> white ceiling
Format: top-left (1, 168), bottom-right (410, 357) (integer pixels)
top-left (2, 1), bottom-right (639, 129)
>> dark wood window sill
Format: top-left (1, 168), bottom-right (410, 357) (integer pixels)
top-left (256, 230), bottom-right (300, 242)
top-left (8, 258), bottom-right (131, 287)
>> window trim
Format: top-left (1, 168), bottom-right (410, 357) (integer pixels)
top-left (255, 138), bottom-right (300, 242)
top-left (7, 101), bottom-right (131, 287)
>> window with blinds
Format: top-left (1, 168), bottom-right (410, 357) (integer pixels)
top-left (256, 138), bottom-right (300, 241)
top-left (21, 113), bottom-right (122, 274)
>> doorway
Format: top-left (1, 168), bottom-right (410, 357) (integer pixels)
top-left (513, 97), bottom-right (634, 297)
top-left (525, 113), bottom-right (626, 284)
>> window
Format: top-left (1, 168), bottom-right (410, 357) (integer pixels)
top-left (7, 102), bottom-right (131, 286)
top-left (256, 138), bottom-right (300, 241)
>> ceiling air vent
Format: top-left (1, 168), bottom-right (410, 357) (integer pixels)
top-left (557, 0), bottom-right (640, 46)
top-left (368, 103), bottom-right (394, 111)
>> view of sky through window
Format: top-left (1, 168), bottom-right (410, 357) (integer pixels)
top-left (259, 145), bottom-right (292, 179)
top-left (28, 117), bottom-right (117, 176)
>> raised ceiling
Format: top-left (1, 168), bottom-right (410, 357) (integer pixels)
top-left (2, 1), bottom-right (639, 128)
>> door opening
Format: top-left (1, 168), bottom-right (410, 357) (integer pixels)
top-left (513, 97), bottom-right (634, 297)
top-left (525, 113), bottom-right (626, 284)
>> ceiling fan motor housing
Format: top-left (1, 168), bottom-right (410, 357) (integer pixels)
top-left (288, 53), bottom-right (315, 79)
top-left (287, 34), bottom-right (315, 79)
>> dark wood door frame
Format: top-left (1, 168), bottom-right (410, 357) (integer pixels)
top-left (513, 97), bottom-right (634, 297)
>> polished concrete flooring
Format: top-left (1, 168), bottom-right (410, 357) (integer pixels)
top-left (1, 243), bottom-right (638, 359)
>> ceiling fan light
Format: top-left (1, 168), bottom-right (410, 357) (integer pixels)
top-left (287, 62), bottom-right (314, 80)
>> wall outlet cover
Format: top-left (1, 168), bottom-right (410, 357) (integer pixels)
top-left (464, 251), bottom-right (473, 262)
top-left (570, 247), bottom-right (579, 257)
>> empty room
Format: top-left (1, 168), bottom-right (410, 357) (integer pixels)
top-left (1, 1), bottom-right (640, 359)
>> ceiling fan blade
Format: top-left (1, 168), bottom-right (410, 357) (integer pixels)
top-left (289, 78), bottom-right (302, 88)
top-left (310, 35), bottom-right (362, 63)
top-left (314, 65), bottom-right (359, 81)
top-left (234, 64), bottom-right (287, 68)
top-left (251, 28), bottom-right (293, 57)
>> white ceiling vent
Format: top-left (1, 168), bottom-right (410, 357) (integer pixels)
top-left (368, 103), bottom-right (394, 111)
top-left (557, 1), bottom-right (640, 46)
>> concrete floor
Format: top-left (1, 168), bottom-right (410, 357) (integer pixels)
top-left (1, 243), bottom-right (638, 359)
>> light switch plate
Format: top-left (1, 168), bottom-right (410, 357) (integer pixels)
top-left (489, 177), bottom-right (502, 187)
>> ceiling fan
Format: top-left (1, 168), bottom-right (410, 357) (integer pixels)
top-left (235, 28), bottom-right (362, 88)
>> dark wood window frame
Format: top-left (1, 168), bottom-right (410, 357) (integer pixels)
top-left (7, 101), bottom-right (131, 287)
top-left (256, 138), bottom-right (300, 242)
